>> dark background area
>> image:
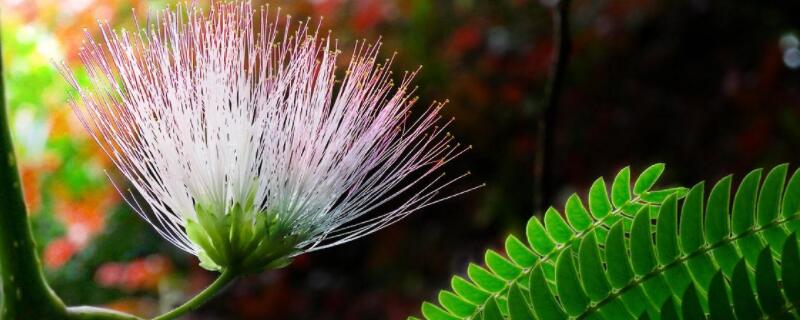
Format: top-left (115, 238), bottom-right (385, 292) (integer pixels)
top-left (204, 1), bottom-right (800, 318)
top-left (4, 0), bottom-right (800, 319)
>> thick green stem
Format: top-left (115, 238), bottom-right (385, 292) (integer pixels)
top-left (0, 29), bottom-right (69, 320)
top-left (0, 26), bottom-right (142, 320)
top-left (152, 269), bottom-right (238, 320)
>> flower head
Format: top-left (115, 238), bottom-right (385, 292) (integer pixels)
top-left (59, 2), bottom-right (472, 272)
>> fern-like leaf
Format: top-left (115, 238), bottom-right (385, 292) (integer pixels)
top-left (418, 164), bottom-right (687, 320)
top-left (415, 164), bottom-right (800, 320)
top-left (671, 233), bottom-right (800, 319)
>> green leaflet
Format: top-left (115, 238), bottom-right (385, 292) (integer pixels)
top-left (611, 167), bottom-right (632, 208)
top-left (680, 183), bottom-right (704, 254)
top-left (438, 291), bottom-right (476, 317)
top-left (732, 261), bottom-right (762, 319)
top-left (704, 175), bottom-right (732, 245)
top-left (755, 248), bottom-right (784, 316)
top-left (468, 263), bottom-right (505, 293)
top-left (505, 235), bottom-right (536, 267)
top-left (680, 285), bottom-right (704, 320)
top-left (783, 234), bottom-right (800, 307)
top-left (556, 249), bottom-right (589, 316)
top-left (486, 250), bottom-right (522, 281)
top-left (658, 298), bottom-right (678, 320)
top-left (657, 194), bottom-right (693, 297)
top-left (783, 169), bottom-right (800, 218)
top-left (630, 207), bottom-right (656, 276)
top-left (451, 275), bottom-right (490, 305)
top-left (507, 284), bottom-right (535, 320)
top-left (656, 194), bottom-right (679, 266)
top-left (566, 195), bottom-right (592, 231)
top-left (481, 297), bottom-right (504, 320)
top-left (707, 271), bottom-right (735, 320)
top-left (589, 178), bottom-right (612, 218)
top-left (633, 163), bottom-right (665, 195)
top-left (422, 302), bottom-right (460, 320)
top-left (527, 217), bottom-right (556, 255)
top-left (605, 221), bottom-right (633, 289)
top-left (732, 169), bottom-right (764, 267)
top-left (530, 264), bottom-right (567, 319)
top-left (760, 165), bottom-right (790, 252)
top-left (414, 164), bottom-right (800, 320)
top-left (544, 208), bottom-right (573, 244)
top-left (578, 231), bottom-right (610, 301)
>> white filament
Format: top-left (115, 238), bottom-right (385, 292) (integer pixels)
top-left (58, 2), bottom-right (475, 257)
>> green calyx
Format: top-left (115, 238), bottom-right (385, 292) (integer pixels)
top-left (185, 203), bottom-right (303, 273)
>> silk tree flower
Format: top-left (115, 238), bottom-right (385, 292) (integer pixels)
top-left (58, 2), bottom-right (473, 273)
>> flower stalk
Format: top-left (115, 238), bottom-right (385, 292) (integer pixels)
top-left (152, 269), bottom-right (238, 320)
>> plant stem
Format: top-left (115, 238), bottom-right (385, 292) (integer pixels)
top-left (152, 269), bottom-right (238, 320)
top-left (0, 25), bottom-right (142, 320)
top-left (0, 27), bottom-right (70, 320)
top-left (534, 0), bottom-right (572, 214)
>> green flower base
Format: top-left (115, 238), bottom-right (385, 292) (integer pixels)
top-left (187, 203), bottom-right (301, 273)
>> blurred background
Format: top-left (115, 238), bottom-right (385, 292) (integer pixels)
top-left (1, 0), bottom-right (799, 319)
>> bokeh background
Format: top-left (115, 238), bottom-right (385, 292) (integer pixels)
top-left (1, 0), bottom-right (799, 319)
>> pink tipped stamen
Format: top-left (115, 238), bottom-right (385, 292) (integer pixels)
top-left (58, 2), bottom-right (474, 256)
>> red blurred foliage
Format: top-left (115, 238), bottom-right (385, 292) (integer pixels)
top-left (20, 166), bottom-right (44, 214)
top-left (44, 237), bottom-right (77, 269)
top-left (445, 24), bottom-right (483, 58)
top-left (350, 0), bottom-right (386, 31)
top-left (95, 255), bottom-right (172, 292)
top-left (230, 273), bottom-right (308, 319)
top-left (55, 194), bottom-right (113, 245)
top-left (309, 0), bottom-right (343, 17)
